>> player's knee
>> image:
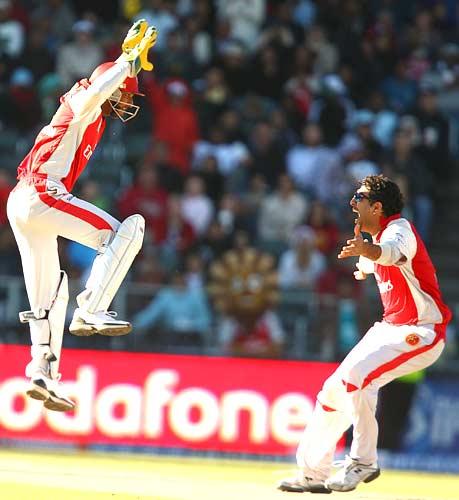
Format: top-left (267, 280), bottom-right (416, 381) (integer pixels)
top-left (118, 214), bottom-right (145, 249)
top-left (122, 213), bottom-right (145, 231)
top-left (318, 375), bottom-right (342, 407)
top-left (341, 365), bottom-right (365, 391)
top-left (97, 228), bottom-right (117, 251)
top-left (95, 214), bottom-right (144, 252)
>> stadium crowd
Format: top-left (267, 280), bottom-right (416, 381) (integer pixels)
top-left (0, 0), bottom-right (458, 360)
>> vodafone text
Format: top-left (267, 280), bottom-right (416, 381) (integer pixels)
top-left (0, 366), bottom-right (314, 447)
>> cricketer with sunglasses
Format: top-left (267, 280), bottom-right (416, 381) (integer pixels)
top-left (279, 175), bottom-right (451, 494)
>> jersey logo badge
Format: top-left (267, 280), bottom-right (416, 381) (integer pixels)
top-left (83, 144), bottom-right (93, 159)
top-left (406, 333), bottom-right (420, 346)
top-left (377, 279), bottom-right (393, 293)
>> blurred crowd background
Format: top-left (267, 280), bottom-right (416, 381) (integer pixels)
top-left (0, 0), bottom-right (459, 367)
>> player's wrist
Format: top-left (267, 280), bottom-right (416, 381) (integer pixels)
top-left (360, 241), bottom-right (382, 261)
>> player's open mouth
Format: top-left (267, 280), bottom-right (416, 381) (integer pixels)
top-left (353, 208), bottom-right (360, 224)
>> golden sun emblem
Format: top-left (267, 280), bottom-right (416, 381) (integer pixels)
top-left (208, 248), bottom-right (279, 318)
top-left (405, 333), bottom-right (420, 346)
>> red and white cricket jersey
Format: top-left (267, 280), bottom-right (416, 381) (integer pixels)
top-left (366, 214), bottom-right (451, 334)
top-left (17, 62), bottom-right (131, 192)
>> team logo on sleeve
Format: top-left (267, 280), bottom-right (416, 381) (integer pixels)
top-left (83, 144), bottom-right (93, 159)
top-left (405, 333), bottom-right (420, 346)
top-left (377, 279), bottom-right (394, 293)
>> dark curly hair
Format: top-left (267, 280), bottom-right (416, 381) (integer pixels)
top-left (359, 175), bottom-right (404, 216)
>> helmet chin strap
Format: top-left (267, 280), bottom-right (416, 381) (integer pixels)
top-left (108, 89), bottom-right (139, 122)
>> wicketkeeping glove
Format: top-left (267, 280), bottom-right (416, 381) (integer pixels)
top-left (120, 25), bottom-right (158, 75)
top-left (137, 26), bottom-right (157, 71)
top-left (122, 19), bottom-right (148, 54)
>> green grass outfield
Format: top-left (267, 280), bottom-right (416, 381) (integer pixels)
top-left (1, 448), bottom-right (458, 500)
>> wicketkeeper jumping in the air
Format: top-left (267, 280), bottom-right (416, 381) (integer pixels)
top-left (7, 20), bottom-right (157, 412)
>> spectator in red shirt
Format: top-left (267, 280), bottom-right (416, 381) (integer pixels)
top-left (143, 75), bottom-right (200, 174)
top-left (117, 165), bottom-right (168, 245)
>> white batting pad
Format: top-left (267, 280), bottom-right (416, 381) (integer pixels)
top-left (24, 270), bottom-right (69, 379)
top-left (78, 214), bottom-right (145, 313)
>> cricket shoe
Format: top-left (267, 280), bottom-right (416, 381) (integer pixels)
top-left (26, 367), bottom-right (75, 412)
top-left (278, 472), bottom-right (331, 493)
top-left (325, 456), bottom-right (380, 492)
top-left (70, 308), bottom-right (132, 337)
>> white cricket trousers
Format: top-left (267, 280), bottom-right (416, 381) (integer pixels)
top-left (296, 320), bottom-right (445, 481)
top-left (7, 177), bottom-right (120, 316)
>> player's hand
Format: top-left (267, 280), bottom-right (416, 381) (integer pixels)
top-left (338, 223), bottom-right (368, 259)
top-left (353, 262), bottom-right (367, 280)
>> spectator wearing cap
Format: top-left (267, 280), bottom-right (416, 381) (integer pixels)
top-left (278, 225), bottom-right (327, 290)
top-left (56, 19), bottom-right (104, 89)
top-left (143, 75), bottom-right (200, 174)
top-left (0, 0), bottom-right (24, 59)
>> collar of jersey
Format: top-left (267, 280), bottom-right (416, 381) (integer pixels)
top-left (376, 213), bottom-right (402, 241)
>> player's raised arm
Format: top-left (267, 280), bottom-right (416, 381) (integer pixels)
top-left (69, 20), bottom-right (157, 117)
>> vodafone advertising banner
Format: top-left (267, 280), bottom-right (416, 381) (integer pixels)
top-left (0, 344), bottom-right (338, 456)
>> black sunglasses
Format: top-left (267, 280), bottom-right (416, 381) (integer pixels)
top-left (352, 192), bottom-right (371, 202)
